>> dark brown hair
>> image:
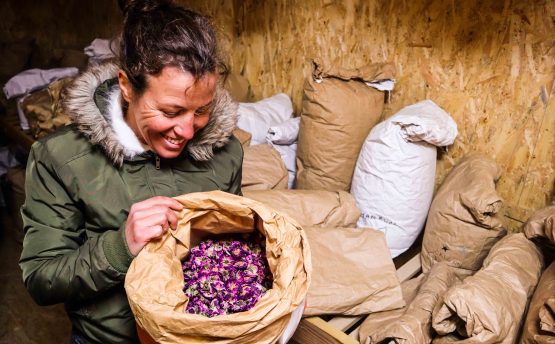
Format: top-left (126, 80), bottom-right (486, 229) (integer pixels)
top-left (118, 0), bottom-right (225, 94)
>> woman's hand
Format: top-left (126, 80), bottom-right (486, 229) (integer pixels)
top-left (124, 196), bottom-right (183, 256)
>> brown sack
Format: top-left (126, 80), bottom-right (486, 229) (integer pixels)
top-left (524, 204), bottom-right (555, 245)
top-left (296, 59), bottom-right (395, 191)
top-left (242, 144), bottom-right (288, 191)
top-left (232, 128), bottom-right (252, 148)
top-left (125, 191), bottom-right (311, 344)
top-left (243, 189), bottom-right (361, 228)
top-left (358, 276), bottom-right (424, 343)
top-left (541, 299), bottom-right (555, 335)
top-left (362, 263), bottom-right (471, 344)
top-left (421, 154), bottom-right (507, 272)
top-left (521, 261), bottom-right (555, 343)
top-left (303, 226), bottom-right (403, 316)
top-left (432, 233), bottom-right (543, 344)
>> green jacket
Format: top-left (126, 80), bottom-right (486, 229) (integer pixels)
top-left (19, 63), bottom-right (243, 343)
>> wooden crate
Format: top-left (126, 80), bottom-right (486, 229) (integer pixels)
top-left (290, 250), bottom-right (422, 344)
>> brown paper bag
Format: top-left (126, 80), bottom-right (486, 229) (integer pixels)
top-left (521, 261), bottom-right (555, 343)
top-left (358, 276), bottom-right (424, 343)
top-left (361, 263), bottom-right (471, 344)
top-left (22, 77), bottom-right (73, 139)
top-left (303, 226), bottom-right (403, 316)
top-left (432, 233), bottom-right (543, 344)
top-left (243, 189), bottom-right (360, 228)
top-left (524, 204), bottom-right (555, 246)
top-left (242, 144), bottom-right (288, 191)
top-left (421, 154), bottom-right (507, 272)
top-left (232, 128), bottom-right (252, 148)
top-left (296, 59), bottom-right (395, 192)
top-left (125, 191), bottom-right (311, 344)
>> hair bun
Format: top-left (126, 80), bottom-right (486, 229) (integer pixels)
top-left (118, 0), bottom-right (172, 15)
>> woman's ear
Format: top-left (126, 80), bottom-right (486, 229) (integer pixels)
top-left (118, 70), bottom-right (133, 103)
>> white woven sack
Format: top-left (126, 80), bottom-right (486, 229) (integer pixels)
top-left (237, 93), bottom-right (294, 145)
top-left (351, 100), bottom-right (457, 257)
top-left (266, 117), bottom-right (301, 189)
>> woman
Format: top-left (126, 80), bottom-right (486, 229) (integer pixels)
top-left (19, 1), bottom-right (242, 343)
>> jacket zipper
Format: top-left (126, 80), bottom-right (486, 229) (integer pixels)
top-left (155, 155), bottom-right (161, 170)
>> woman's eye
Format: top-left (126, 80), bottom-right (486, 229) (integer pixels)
top-left (194, 107), bottom-right (210, 116)
top-left (163, 111), bottom-right (179, 117)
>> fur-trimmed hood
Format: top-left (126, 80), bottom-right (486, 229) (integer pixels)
top-left (63, 62), bottom-right (238, 166)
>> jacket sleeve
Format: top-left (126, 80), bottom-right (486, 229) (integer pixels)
top-left (19, 142), bottom-right (134, 307)
top-left (228, 135), bottom-right (244, 196)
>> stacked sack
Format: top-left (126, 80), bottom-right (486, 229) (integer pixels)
top-left (296, 59), bottom-right (395, 192)
top-left (421, 154), bottom-right (507, 272)
top-left (236, 93), bottom-right (297, 190)
top-left (351, 100), bottom-right (458, 258)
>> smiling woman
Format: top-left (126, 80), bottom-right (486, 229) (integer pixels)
top-left (18, 1), bottom-right (243, 343)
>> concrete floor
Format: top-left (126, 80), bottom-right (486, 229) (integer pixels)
top-left (0, 207), bottom-right (71, 344)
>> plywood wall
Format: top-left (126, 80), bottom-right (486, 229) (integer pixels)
top-left (180, 0), bottom-right (555, 230)
top-left (1, 0), bottom-right (553, 230)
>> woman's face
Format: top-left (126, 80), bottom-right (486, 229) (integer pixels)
top-left (119, 66), bottom-right (217, 159)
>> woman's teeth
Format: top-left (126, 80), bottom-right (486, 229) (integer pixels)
top-left (162, 134), bottom-right (184, 145)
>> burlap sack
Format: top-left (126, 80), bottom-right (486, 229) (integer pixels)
top-left (296, 59), bottom-right (395, 191)
top-left (303, 226), bottom-right (403, 316)
top-left (432, 233), bottom-right (543, 344)
top-left (242, 144), bottom-right (288, 191)
top-left (421, 154), bottom-right (507, 272)
top-left (125, 191), bottom-right (311, 344)
top-left (361, 263), bottom-right (471, 344)
top-left (243, 189), bottom-right (361, 228)
top-left (524, 204), bottom-right (555, 246)
top-left (22, 77), bottom-right (73, 139)
top-left (521, 261), bottom-right (555, 343)
top-left (232, 128), bottom-right (252, 148)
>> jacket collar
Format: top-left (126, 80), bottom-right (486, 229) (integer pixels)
top-left (63, 62), bottom-right (238, 166)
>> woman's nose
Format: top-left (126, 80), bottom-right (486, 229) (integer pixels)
top-left (173, 113), bottom-right (195, 140)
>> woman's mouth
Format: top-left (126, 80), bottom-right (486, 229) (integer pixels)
top-left (161, 133), bottom-right (185, 146)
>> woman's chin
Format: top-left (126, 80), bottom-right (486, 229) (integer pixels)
top-left (153, 146), bottom-right (186, 159)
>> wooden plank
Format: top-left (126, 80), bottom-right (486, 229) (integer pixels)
top-left (396, 253), bottom-right (421, 282)
top-left (327, 315), bottom-right (363, 332)
top-left (291, 317), bottom-right (359, 344)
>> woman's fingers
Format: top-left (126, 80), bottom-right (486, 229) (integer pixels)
top-left (125, 196), bottom-right (184, 256)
